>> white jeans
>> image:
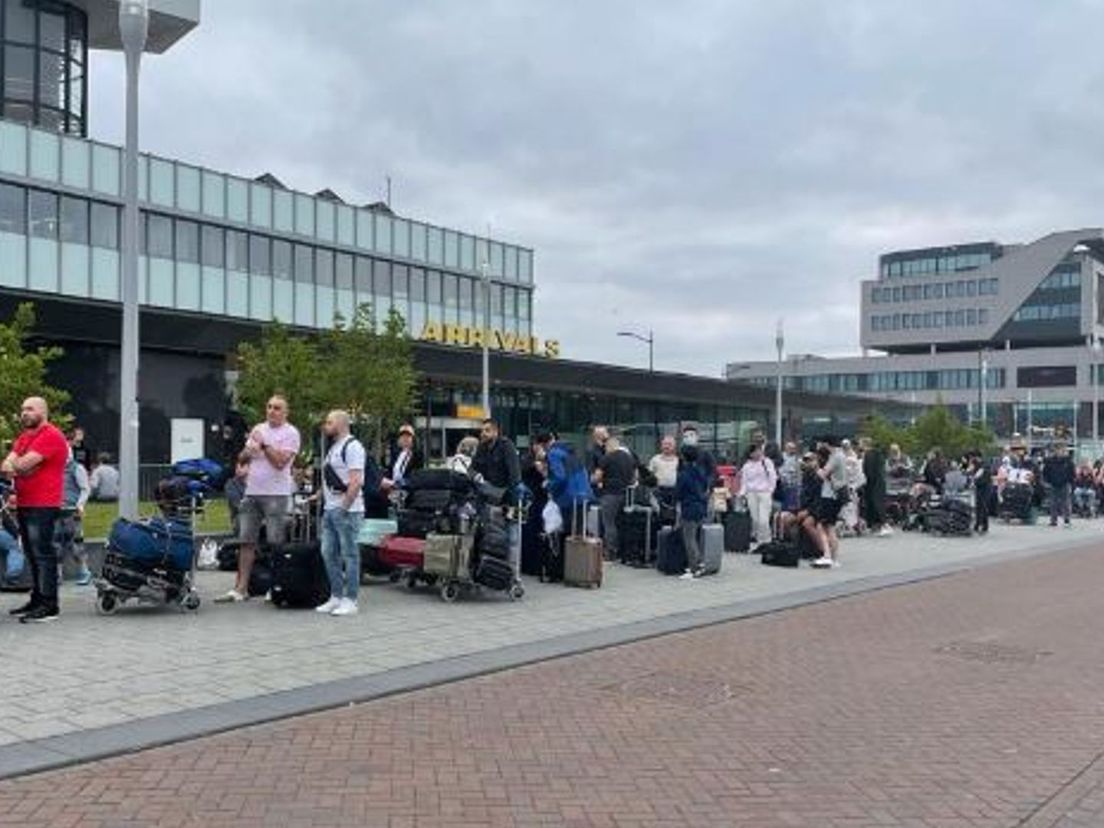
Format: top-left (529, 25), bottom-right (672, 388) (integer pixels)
top-left (746, 491), bottom-right (773, 544)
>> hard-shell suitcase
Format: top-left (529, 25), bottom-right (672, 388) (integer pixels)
top-left (618, 507), bottom-right (653, 567)
top-left (700, 523), bottom-right (724, 575)
top-left (564, 501), bottom-right (603, 588)
top-left (269, 541), bottom-right (330, 609)
top-left (358, 518), bottom-right (398, 549)
top-left (760, 539), bottom-right (801, 568)
top-left (723, 508), bottom-right (752, 553)
top-left (379, 536), bottom-right (426, 570)
top-left (656, 525), bottom-right (687, 575)
top-left (424, 533), bottom-right (460, 578)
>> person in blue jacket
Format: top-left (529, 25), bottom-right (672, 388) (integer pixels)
top-left (676, 444), bottom-right (710, 579)
top-left (535, 432), bottom-right (594, 533)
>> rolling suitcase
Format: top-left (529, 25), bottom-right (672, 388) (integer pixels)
top-left (564, 500), bottom-right (603, 588)
top-left (700, 523), bottom-right (724, 575)
top-left (269, 541), bottom-right (330, 609)
top-left (723, 506), bottom-right (752, 553)
top-left (618, 507), bottom-right (653, 567)
top-left (423, 533), bottom-right (460, 578)
top-left (656, 525), bottom-right (687, 575)
top-left (474, 554), bottom-right (514, 591)
top-left (379, 536), bottom-right (426, 570)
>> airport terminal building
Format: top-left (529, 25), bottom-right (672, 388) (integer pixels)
top-left (0, 0), bottom-right (908, 464)
top-left (729, 229), bottom-right (1104, 440)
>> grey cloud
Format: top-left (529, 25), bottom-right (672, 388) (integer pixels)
top-left (88, 0), bottom-right (1104, 373)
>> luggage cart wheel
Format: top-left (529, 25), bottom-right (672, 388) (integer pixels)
top-left (508, 583), bottom-right (525, 602)
top-left (183, 593), bottom-right (201, 612)
top-left (96, 593), bottom-right (118, 616)
top-left (440, 583), bottom-right (460, 603)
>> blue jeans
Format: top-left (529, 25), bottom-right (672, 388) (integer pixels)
top-left (321, 508), bottom-right (364, 601)
top-left (0, 528), bottom-right (23, 578)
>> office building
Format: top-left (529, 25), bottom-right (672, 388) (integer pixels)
top-left (728, 228), bottom-right (1104, 438)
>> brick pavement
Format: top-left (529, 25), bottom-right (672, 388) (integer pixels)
top-left (0, 519), bottom-right (1093, 758)
top-left (2, 539), bottom-right (1104, 826)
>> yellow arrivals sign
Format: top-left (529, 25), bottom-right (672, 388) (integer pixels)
top-left (419, 322), bottom-right (561, 359)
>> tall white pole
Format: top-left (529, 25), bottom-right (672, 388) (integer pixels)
top-left (1093, 339), bottom-right (1100, 452)
top-left (980, 355), bottom-right (988, 431)
top-left (118, 0), bottom-right (148, 521)
top-left (774, 318), bottom-right (784, 446)
top-left (480, 255), bottom-right (490, 419)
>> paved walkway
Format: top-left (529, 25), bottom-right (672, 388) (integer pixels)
top-left (3, 529), bottom-right (1104, 826)
top-left (0, 521), bottom-right (1098, 778)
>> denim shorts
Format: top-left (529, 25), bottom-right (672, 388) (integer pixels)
top-left (238, 495), bottom-right (291, 545)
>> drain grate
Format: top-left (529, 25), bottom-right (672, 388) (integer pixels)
top-left (935, 640), bottom-right (1052, 665)
top-left (601, 671), bottom-right (748, 706)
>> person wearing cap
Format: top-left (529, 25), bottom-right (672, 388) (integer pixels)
top-left (382, 423), bottom-right (423, 492)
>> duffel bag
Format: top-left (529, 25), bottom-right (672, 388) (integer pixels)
top-left (397, 509), bottom-right (442, 539)
top-left (405, 488), bottom-right (455, 513)
top-left (759, 540), bottom-right (800, 568)
top-left (404, 468), bottom-right (475, 495)
top-left (108, 517), bottom-right (193, 571)
top-left (170, 458), bottom-right (227, 491)
top-left (478, 521), bottom-right (511, 560)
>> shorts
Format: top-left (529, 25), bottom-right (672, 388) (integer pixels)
top-left (817, 496), bottom-right (843, 526)
top-left (238, 495), bottom-right (291, 545)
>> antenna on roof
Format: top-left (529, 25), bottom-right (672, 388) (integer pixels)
top-left (386, 175), bottom-right (392, 209)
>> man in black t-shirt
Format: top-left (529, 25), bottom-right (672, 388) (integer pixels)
top-left (594, 436), bottom-right (636, 560)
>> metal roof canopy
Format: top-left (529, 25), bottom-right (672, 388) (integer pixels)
top-left (70, 0), bottom-right (200, 54)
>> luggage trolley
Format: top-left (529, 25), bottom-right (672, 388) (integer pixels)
top-left (93, 480), bottom-right (204, 615)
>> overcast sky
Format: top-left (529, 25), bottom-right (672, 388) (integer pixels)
top-left (88, 0), bottom-right (1104, 375)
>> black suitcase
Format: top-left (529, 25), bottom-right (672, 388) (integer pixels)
top-left (269, 541), bottom-right (330, 609)
top-left (656, 526), bottom-right (687, 575)
top-left (247, 553), bottom-right (274, 597)
top-left (520, 520), bottom-right (545, 577)
top-left (759, 540), bottom-right (800, 568)
top-left (618, 508), bottom-right (654, 567)
top-left (474, 554), bottom-right (514, 591)
top-left (539, 532), bottom-right (564, 583)
top-left (723, 510), bottom-right (752, 553)
top-left (478, 521), bottom-right (510, 560)
top-left (397, 508), bottom-right (439, 539)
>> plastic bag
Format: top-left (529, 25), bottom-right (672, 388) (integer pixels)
top-left (542, 500), bottom-right (563, 534)
top-left (197, 538), bottom-right (219, 570)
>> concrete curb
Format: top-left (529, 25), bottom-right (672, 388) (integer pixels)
top-left (0, 536), bottom-right (1098, 780)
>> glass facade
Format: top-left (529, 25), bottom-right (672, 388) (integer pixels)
top-left (871, 307), bottom-right (989, 332)
top-left (751, 368), bottom-right (1006, 394)
top-left (880, 247), bottom-right (997, 279)
top-left (0, 119), bottom-right (536, 336)
top-left (0, 0), bottom-right (86, 136)
top-left (871, 277), bottom-right (998, 304)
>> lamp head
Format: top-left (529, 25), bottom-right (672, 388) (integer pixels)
top-left (119, 0), bottom-right (150, 55)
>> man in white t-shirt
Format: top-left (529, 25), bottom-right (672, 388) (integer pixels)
top-left (315, 410), bottom-right (365, 617)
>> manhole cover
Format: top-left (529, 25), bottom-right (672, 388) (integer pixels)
top-left (935, 640), bottom-right (1052, 665)
top-left (601, 671), bottom-right (747, 706)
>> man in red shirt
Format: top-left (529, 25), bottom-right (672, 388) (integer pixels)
top-left (1, 397), bottom-right (69, 623)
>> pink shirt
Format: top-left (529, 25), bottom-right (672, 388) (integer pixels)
top-left (739, 458), bottom-right (778, 495)
top-left (245, 422), bottom-right (301, 497)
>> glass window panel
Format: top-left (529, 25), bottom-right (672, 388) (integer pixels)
top-left (443, 273), bottom-right (457, 307)
top-left (374, 213), bottom-right (392, 254)
top-left (273, 190), bottom-right (293, 232)
top-left (458, 277), bottom-right (473, 310)
top-left (249, 234), bottom-right (270, 275)
top-left (315, 248), bottom-right (334, 286)
top-left (59, 195), bottom-right (86, 244)
top-left (392, 218), bottom-right (410, 257)
top-left (39, 52), bottom-right (67, 110)
top-left (145, 213), bottom-right (172, 258)
top-left (29, 129), bottom-right (59, 180)
top-left (176, 164), bottom-right (200, 212)
top-left (519, 290), bottom-right (531, 319)
top-left (354, 256), bottom-right (371, 293)
top-left (427, 226), bottom-right (443, 264)
top-left (175, 219), bottom-right (198, 263)
top-left (4, 46), bottom-right (34, 101)
top-left (443, 230), bottom-right (458, 268)
top-left (272, 239), bottom-right (291, 279)
top-left (293, 243), bottom-right (313, 283)
top-left (249, 182), bottom-right (271, 227)
top-left (201, 266), bottom-right (225, 315)
top-left (0, 183), bottom-right (25, 233)
top-left (393, 264), bottom-right (408, 299)
top-left (410, 222), bottom-right (426, 261)
top-left (201, 224), bottom-right (224, 268)
top-left (226, 178), bottom-right (248, 221)
top-left (316, 200), bottom-right (335, 242)
top-left (89, 144), bottom-right (117, 195)
top-left (60, 136), bottom-right (88, 188)
top-left (294, 193), bottom-right (314, 236)
top-left (227, 271), bottom-right (248, 317)
top-left (356, 209), bottom-right (373, 249)
top-left (40, 8), bottom-right (66, 51)
top-left (460, 235), bottom-right (474, 271)
top-left (519, 249), bottom-right (533, 284)
top-left (149, 158), bottom-right (175, 206)
top-left (475, 238), bottom-right (489, 271)
top-left (490, 242), bottom-right (504, 277)
top-left (410, 267), bottom-right (425, 302)
top-left (202, 171), bottom-right (225, 218)
top-left (426, 269), bottom-right (441, 304)
top-left (336, 205), bottom-right (354, 245)
top-left (5, 0), bottom-right (34, 42)
top-left (335, 252), bottom-right (353, 289)
top-left (373, 258), bottom-right (390, 299)
top-left (0, 120), bottom-right (26, 176)
top-left (249, 275), bottom-right (271, 320)
top-left (227, 230), bottom-right (247, 271)
top-left (28, 189), bottom-right (57, 239)
top-left (504, 246), bottom-right (518, 280)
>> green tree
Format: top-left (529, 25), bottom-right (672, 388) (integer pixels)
top-left (906, 403), bottom-right (994, 459)
top-left (233, 322), bottom-right (326, 445)
top-left (859, 413), bottom-right (907, 452)
top-left (0, 303), bottom-right (69, 445)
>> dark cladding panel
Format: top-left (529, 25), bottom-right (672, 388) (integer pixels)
top-left (1017, 365), bottom-right (1076, 388)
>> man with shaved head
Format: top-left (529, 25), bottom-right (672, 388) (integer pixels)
top-left (1, 397), bottom-right (70, 622)
top-left (316, 409), bottom-right (365, 617)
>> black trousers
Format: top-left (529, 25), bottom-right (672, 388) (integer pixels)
top-left (17, 507), bottom-right (59, 610)
top-left (974, 488), bottom-right (990, 533)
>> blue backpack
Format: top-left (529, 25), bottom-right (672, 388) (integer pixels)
top-left (171, 458), bottom-right (228, 492)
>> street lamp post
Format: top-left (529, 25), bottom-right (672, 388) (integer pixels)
top-left (118, 0), bottom-right (148, 521)
top-left (1093, 338), bottom-right (1101, 451)
top-left (979, 351), bottom-right (988, 431)
top-left (480, 256), bottom-right (491, 419)
top-left (617, 330), bottom-right (654, 372)
top-left (774, 318), bottom-right (784, 446)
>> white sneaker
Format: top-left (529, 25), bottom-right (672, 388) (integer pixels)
top-left (214, 589), bottom-right (248, 603)
top-left (315, 596), bottom-right (342, 614)
top-left (331, 598), bottom-right (359, 616)
top-left (811, 556), bottom-right (834, 568)
top-left (678, 570), bottom-right (695, 581)
top-left (877, 526), bottom-right (893, 537)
